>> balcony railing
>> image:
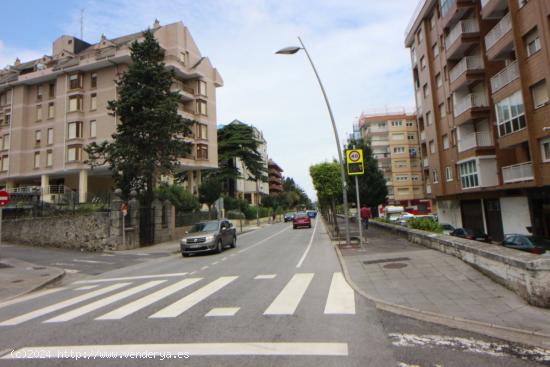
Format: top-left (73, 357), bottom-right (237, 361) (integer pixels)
top-left (453, 93), bottom-right (489, 117)
top-left (502, 161), bottom-right (534, 183)
top-left (485, 12), bottom-right (511, 50)
top-left (490, 60), bottom-right (519, 93)
top-left (449, 55), bottom-right (484, 82)
top-left (445, 19), bottom-right (479, 50)
top-left (457, 131), bottom-right (493, 152)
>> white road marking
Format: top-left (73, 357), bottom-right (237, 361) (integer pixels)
top-left (63, 269), bottom-right (79, 274)
top-left (189, 271), bottom-right (197, 275)
top-left (72, 272), bottom-right (188, 284)
top-left (238, 227), bottom-right (290, 254)
top-left (44, 281), bottom-right (165, 323)
top-left (53, 262), bottom-right (73, 266)
top-left (74, 285), bottom-right (99, 291)
top-left (296, 218), bottom-right (318, 268)
top-left (150, 276), bottom-right (238, 318)
top-left (96, 278), bottom-right (202, 320)
top-left (212, 261), bottom-right (219, 265)
top-left (0, 288), bottom-right (66, 310)
top-left (4, 343), bottom-right (349, 358)
top-left (254, 274), bottom-right (276, 280)
top-left (100, 253), bottom-right (115, 257)
top-left (264, 273), bottom-right (314, 315)
top-left (0, 283), bottom-right (129, 326)
top-left (72, 259), bottom-right (114, 265)
top-left (221, 257), bottom-right (228, 261)
top-left (324, 272), bottom-right (355, 315)
top-left (133, 253), bottom-right (150, 256)
top-left (205, 307), bottom-right (240, 317)
top-left (201, 266), bottom-right (209, 270)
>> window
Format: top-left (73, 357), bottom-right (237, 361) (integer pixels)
top-left (4, 114), bottom-right (10, 125)
top-left (423, 84), bottom-right (429, 98)
top-left (179, 52), bottom-right (186, 64)
top-left (36, 105), bottom-right (42, 121)
top-left (378, 122), bottom-right (387, 128)
top-left (68, 95), bottom-right (82, 112)
top-left (47, 128), bottom-right (54, 145)
top-left (48, 102), bottom-right (55, 119)
top-left (197, 100), bottom-right (207, 116)
top-left (35, 130), bottom-right (41, 145)
top-left (46, 151), bottom-right (53, 167)
top-left (90, 93), bottom-right (97, 110)
top-left (69, 74), bottom-right (82, 90)
top-left (393, 146), bottom-right (405, 154)
top-left (451, 128), bottom-right (457, 146)
top-left (524, 28), bottom-right (541, 57)
top-left (1, 155), bottom-right (9, 171)
top-left (392, 133), bottom-right (405, 140)
top-left (429, 140), bottom-right (435, 154)
top-left (406, 120), bottom-right (414, 127)
top-left (408, 134), bottom-right (415, 140)
top-left (445, 166), bottom-right (453, 181)
top-left (439, 103), bottom-right (446, 118)
top-left (395, 160), bottom-right (407, 168)
top-left (34, 152), bottom-right (40, 168)
top-left (197, 124), bottom-right (208, 139)
top-left (541, 138), bottom-right (550, 162)
top-left (68, 121), bottom-right (83, 139)
top-left (443, 134), bottom-right (449, 149)
top-left (459, 160), bottom-right (479, 188)
top-left (2, 134), bottom-right (9, 150)
top-left (426, 111), bottom-right (432, 125)
top-left (435, 73), bottom-right (442, 88)
top-left (417, 28), bottom-right (423, 44)
top-left (49, 83), bottom-right (55, 98)
top-left (37, 85), bottom-right (43, 100)
top-left (420, 56), bottom-right (426, 69)
top-left (432, 43), bottom-right (439, 58)
top-left (90, 120), bottom-right (97, 138)
top-left (396, 175), bottom-right (409, 181)
top-left (197, 144), bottom-right (208, 160)
top-left (432, 170), bottom-right (439, 183)
top-left (430, 14), bottom-right (436, 29)
top-left (530, 80), bottom-right (548, 109)
top-left (412, 175), bottom-right (420, 181)
top-left (496, 91), bottom-right (526, 136)
top-left (91, 73), bottom-right (97, 88)
top-left (391, 120), bottom-right (403, 127)
top-left (409, 147), bottom-right (417, 157)
top-left (198, 80), bottom-right (207, 96)
top-left (67, 146), bottom-right (82, 162)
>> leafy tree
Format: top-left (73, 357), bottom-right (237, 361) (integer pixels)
top-left (155, 184), bottom-right (200, 212)
top-left (85, 30), bottom-right (194, 207)
top-left (198, 176), bottom-right (222, 213)
top-left (309, 162), bottom-right (342, 228)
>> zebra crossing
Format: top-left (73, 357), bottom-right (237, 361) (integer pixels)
top-left (0, 272), bottom-right (356, 326)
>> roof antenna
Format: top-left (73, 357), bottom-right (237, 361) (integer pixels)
top-left (80, 8), bottom-right (84, 40)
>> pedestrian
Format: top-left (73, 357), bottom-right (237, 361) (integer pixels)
top-left (360, 205), bottom-right (371, 230)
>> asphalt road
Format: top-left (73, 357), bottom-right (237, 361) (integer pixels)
top-left (0, 220), bottom-right (546, 366)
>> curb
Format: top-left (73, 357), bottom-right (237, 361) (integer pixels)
top-left (334, 245), bottom-right (550, 349)
top-left (2, 268), bottom-right (65, 303)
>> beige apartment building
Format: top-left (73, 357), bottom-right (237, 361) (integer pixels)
top-left (358, 112), bottom-right (432, 213)
top-left (405, 0), bottom-right (550, 240)
top-left (0, 21), bottom-right (223, 202)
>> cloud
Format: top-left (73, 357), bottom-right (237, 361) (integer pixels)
top-left (0, 40), bottom-right (47, 70)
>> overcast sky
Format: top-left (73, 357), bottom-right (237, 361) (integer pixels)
top-left (0, 0), bottom-right (419, 200)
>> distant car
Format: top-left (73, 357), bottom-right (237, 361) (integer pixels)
top-left (397, 213), bottom-right (415, 226)
top-left (501, 234), bottom-right (549, 255)
top-left (306, 210), bottom-right (317, 219)
top-left (284, 212), bottom-right (296, 222)
top-left (180, 220), bottom-right (236, 257)
top-left (440, 223), bottom-right (455, 235)
top-left (293, 212), bottom-right (311, 229)
top-left (450, 228), bottom-right (491, 243)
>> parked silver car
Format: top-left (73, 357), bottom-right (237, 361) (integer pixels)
top-left (180, 220), bottom-right (237, 257)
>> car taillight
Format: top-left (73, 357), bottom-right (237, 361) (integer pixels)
top-left (466, 235), bottom-right (475, 240)
top-left (531, 248), bottom-right (544, 255)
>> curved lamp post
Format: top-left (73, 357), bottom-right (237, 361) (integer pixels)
top-left (276, 37), bottom-right (351, 246)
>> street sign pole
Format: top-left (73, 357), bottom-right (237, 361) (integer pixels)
top-left (0, 190), bottom-right (10, 252)
top-left (346, 149), bottom-right (365, 246)
top-left (355, 175), bottom-right (363, 245)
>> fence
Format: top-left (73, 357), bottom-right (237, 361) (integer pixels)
top-left (175, 210), bottom-right (218, 227)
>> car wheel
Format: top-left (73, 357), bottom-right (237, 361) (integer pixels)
top-left (216, 239), bottom-right (223, 254)
top-left (308, 224), bottom-right (312, 228)
top-left (293, 225), bottom-right (297, 229)
top-left (230, 235), bottom-right (237, 248)
top-left (182, 253), bottom-right (189, 258)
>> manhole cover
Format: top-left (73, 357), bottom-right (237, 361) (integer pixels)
top-left (383, 262), bottom-right (408, 269)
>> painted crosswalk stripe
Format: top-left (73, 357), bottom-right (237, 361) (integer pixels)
top-left (149, 276), bottom-right (238, 318)
top-left (96, 278), bottom-right (202, 320)
top-left (0, 288), bottom-right (66, 311)
top-left (0, 283), bottom-right (129, 326)
top-left (324, 272), bottom-right (355, 315)
top-left (254, 274), bottom-right (276, 280)
top-left (264, 273), bottom-right (314, 315)
top-left (72, 273), bottom-right (188, 284)
top-left (44, 281), bottom-right (165, 323)
top-left (205, 307), bottom-right (240, 317)
top-left (74, 285), bottom-right (99, 291)
top-left (4, 343), bottom-right (349, 358)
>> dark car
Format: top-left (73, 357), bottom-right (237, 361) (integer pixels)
top-left (180, 220), bottom-right (236, 257)
top-left (450, 228), bottom-right (491, 242)
top-left (306, 210), bottom-right (317, 219)
top-left (293, 212), bottom-right (311, 229)
top-left (284, 212), bottom-right (296, 222)
top-left (501, 234), bottom-right (549, 255)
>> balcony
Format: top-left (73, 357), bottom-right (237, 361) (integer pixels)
top-left (485, 13), bottom-right (513, 60)
top-left (426, 184), bottom-right (432, 194)
top-left (490, 61), bottom-right (518, 94)
top-left (171, 81), bottom-right (195, 101)
top-left (439, 0), bottom-right (476, 30)
top-left (453, 92), bottom-right (489, 118)
top-left (457, 131), bottom-right (493, 152)
top-left (445, 19), bottom-right (479, 60)
top-left (502, 161), bottom-right (534, 184)
top-left (481, 0), bottom-right (508, 20)
top-left (449, 55), bottom-right (484, 91)
top-left (420, 130), bottom-right (426, 141)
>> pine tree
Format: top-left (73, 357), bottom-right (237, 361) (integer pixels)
top-left (85, 30), bottom-right (195, 207)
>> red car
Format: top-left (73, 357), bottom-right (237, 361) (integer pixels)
top-left (293, 212), bottom-right (311, 229)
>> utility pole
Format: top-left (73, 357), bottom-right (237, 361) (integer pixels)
top-left (80, 9), bottom-right (84, 40)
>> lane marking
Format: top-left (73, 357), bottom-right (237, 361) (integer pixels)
top-left (201, 266), bottom-right (209, 270)
top-left (324, 272), bottom-right (356, 315)
top-left (74, 285), bottom-right (99, 291)
top-left (96, 278), bottom-right (202, 320)
top-left (44, 281), bottom-right (165, 323)
top-left (0, 288), bottom-right (66, 310)
top-left (254, 274), bottom-right (276, 280)
top-left (4, 343), bottom-right (349, 358)
top-left (296, 218), bottom-right (318, 268)
top-left (0, 283), bottom-right (129, 326)
top-left (238, 226), bottom-right (290, 254)
top-left (221, 257), bottom-right (228, 261)
top-left (72, 272), bottom-right (188, 284)
top-left (150, 276), bottom-right (238, 318)
top-left (72, 259), bottom-right (115, 265)
top-left (205, 307), bottom-right (240, 317)
top-left (212, 262), bottom-right (219, 265)
top-left (230, 254), bottom-right (236, 257)
top-left (189, 271), bottom-right (197, 275)
top-left (264, 273), bottom-right (314, 315)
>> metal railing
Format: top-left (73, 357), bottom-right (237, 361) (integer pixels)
top-left (502, 161), bottom-right (534, 183)
top-left (458, 131), bottom-right (493, 152)
top-left (453, 93), bottom-right (489, 117)
top-left (485, 12), bottom-right (512, 50)
top-left (449, 55), bottom-right (484, 82)
top-left (446, 19), bottom-right (479, 50)
top-left (490, 61), bottom-right (519, 93)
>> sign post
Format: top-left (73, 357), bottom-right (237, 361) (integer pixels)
top-left (0, 190), bottom-right (10, 251)
top-left (346, 149), bottom-right (365, 245)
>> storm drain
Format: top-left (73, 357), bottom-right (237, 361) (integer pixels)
top-left (362, 257), bottom-right (410, 265)
top-left (383, 263), bottom-right (408, 269)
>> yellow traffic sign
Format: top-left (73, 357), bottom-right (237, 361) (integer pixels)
top-left (346, 149), bottom-right (364, 175)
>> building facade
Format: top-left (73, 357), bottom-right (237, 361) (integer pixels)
top-left (0, 21), bottom-right (223, 202)
top-left (358, 112), bottom-right (431, 213)
top-left (268, 159), bottom-right (284, 197)
top-left (405, 0), bottom-right (550, 240)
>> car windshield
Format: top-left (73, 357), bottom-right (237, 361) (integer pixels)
top-left (189, 221), bottom-right (219, 233)
top-left (441, 224), bottom-right (454, 230)
top-left (529, 237), bottom-right (550, 249)
top-left (465, 228), bottom-right (485, 236)
top-left (285, 212), bottom-right (295, 216)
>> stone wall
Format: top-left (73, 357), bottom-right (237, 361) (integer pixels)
top-left (372, 220), bottom-right (550, 308)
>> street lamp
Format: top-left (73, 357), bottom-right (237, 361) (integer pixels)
top-left (276, 37), bottom-right (351, 246)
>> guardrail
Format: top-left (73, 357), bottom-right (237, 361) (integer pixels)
top-left (490, 60), bottom-right (518, 93)
top-left (485, 12), bottom-right (512, 50)
top-left (502, 161), bottom-right (534, 183)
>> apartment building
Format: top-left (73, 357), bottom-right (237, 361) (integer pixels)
top-left (358, 112), bottom-right (432, 213)
top-left (0, 21), bottom-right (223, 202)
top-left (405, 0), bottom-right (550, 240)
top-left (268, 159), bottom-right (284, 197)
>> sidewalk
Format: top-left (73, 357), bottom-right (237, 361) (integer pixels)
top-left (0, 257), bottom-right (64, 302)
top-left (338, 225), bottom-right (550, 348)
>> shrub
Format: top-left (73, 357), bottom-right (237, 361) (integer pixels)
top-left (407, 217), bottom-right (443, 233)
top-left (243, 206), bottom-right (272, 220)
top-left (156, 184), bottom-right (200, 212)
top-left (373, 217), bottom-right (392, 224)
